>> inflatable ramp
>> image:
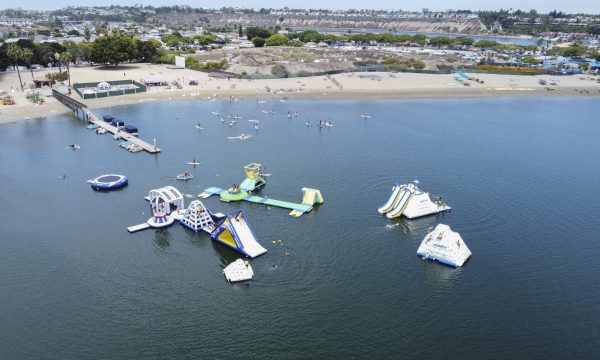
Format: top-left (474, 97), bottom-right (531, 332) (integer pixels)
top-left (378, 184), bottom-right (404, 214)
top-left (378, 180), bottom-right (452, 220)
top-left (386, 187), bottom-right (413, 219)
top-left (289, 188), bottom-right (324, 217)
top-left (211, 210), bottom-right (267, 258)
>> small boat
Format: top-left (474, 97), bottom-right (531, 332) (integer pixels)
top-left (306, 121), bottom-right (311, 127)
top-left (211, 111), bottom-right (220, 116)
top-left (361, 113), bottom-right (371, 119)
top-left (119, 141), bottom-right (133, 149)
top-left (86, 124), bottom-right (99, 130)
top-left (223, 259), bottom-right (254, 282)
top-left (128, 145), bottom-right (143, 153)
top-left (226, 134), bottom-right (252, 140)
top-left (195, 124), bottom-right (204, 130)
top-left (248, 119), bottom-right (259, 124)
top-left (68, 144), bottom-right (80, 150)
top-left (176, 172), bottom-right (194, 180)
top-left (96, 128), bottom-right (107, 134)
top-left (187, 159), bottom-right (202, 166)
top-left (254, 124), bottom-right (260, 130)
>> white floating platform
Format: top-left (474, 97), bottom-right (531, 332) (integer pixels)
top-left (127, 223), bottom-right (151, 233)
top-left (417, 224), bottom-right (471, 267)
top-left (223, 259), bottom-right (254, 282)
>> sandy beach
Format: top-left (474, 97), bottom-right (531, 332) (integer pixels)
top-left (1, 63), bottom-right (599, 124)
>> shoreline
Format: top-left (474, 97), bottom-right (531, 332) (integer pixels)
top-left (2, 87), bottom-right (599, 125)
top-left (2, 64), bottom-right (599, 124)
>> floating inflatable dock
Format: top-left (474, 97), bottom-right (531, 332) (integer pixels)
top-left (417, 224), bottom-right (471, 267)
top-left (199, 187), bottom-right (321, 217)
top-left (198, 163), bottom-right (323, 217)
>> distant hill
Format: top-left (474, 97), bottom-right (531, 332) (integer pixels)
top-left (152, 13), bottom-right (487, 34)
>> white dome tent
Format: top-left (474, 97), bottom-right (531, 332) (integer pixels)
top-left (96, 82), bottom-right (112, 91)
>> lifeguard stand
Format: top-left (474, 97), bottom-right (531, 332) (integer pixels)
top-left (240, 163), bottom-right (266, 192)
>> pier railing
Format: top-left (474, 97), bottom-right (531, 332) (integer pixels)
top-left (52, 88), bottom-right (87, 110)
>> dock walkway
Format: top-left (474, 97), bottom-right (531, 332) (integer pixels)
top-left (199, 187), bottom-right (314, 216)
top-left (52, 89), bottom-right (160, 154)
top-left (84, 109), bottom-right (161, 153)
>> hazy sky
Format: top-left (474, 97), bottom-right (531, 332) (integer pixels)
top-left (12, 1), bottom-right (600, 14)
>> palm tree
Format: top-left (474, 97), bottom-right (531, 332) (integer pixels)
top-left (6, 44), bottom-right (24, 91)
top-left (54, 52), bottom-right (62, 73)
top-left (83, 27), bottom-right (91, 42)
top-left (60, 52), bottom-right (73, 87)
top-left (21, 48), bottom-right (34, 80)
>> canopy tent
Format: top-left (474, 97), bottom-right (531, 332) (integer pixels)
top-left (97, 82), bottom-right (112, 90)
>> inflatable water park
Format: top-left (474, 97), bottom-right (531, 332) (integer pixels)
top-left (127, 186), bottom-right (267, 259)
top-left (378, 180), bottom-right (450, 219)
top-left (377, 180), bottom-right (473, 267)
top-left (417, 224), bottom-right (471, 267)
top-left (199, 163), bottom-right (324, 217)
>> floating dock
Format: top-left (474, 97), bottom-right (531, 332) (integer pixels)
top-left (199, 187), bottom-right (319, 217)
top-left (52, 89), bottom-right (160, 154)
top-left (127, 223), bottom-right (151, 233)
top-left (84, 109), bottom-right (160, 153)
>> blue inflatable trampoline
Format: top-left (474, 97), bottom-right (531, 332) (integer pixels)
top-left (88, 174), bottom-right (128, 190)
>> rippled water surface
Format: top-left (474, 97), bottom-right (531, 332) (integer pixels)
top-left (1, 97), bottom-right (599, 358)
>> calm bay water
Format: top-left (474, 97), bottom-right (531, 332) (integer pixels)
top-left (1, 97), bottom-right (599, 358)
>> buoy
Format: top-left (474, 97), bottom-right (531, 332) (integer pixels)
top-left (285, 251), bottom-right (290, 256)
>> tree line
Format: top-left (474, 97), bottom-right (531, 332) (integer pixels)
top-left (0, 33), bottom-right (163, 71)
top-left (244, 27), bottom-right (539, 52)
top-left (0, 33), bottom-right (164, 91)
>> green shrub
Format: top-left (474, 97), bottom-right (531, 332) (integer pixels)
top-left (252, 37), bottom-right (266, 48)
top-left (45, 71), bottom-right (69, 82)
top-left (271, 64), bottom-right (288, 75)
top-left (265, 34), bottom-right (289, 47)
top-left (436, 64), bottom-right (454, 71)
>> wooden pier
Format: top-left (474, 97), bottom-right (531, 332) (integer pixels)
top-left (84, 110), bottom-right (161, 153)
top-left (53, 89), bottom-right (161, 154)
